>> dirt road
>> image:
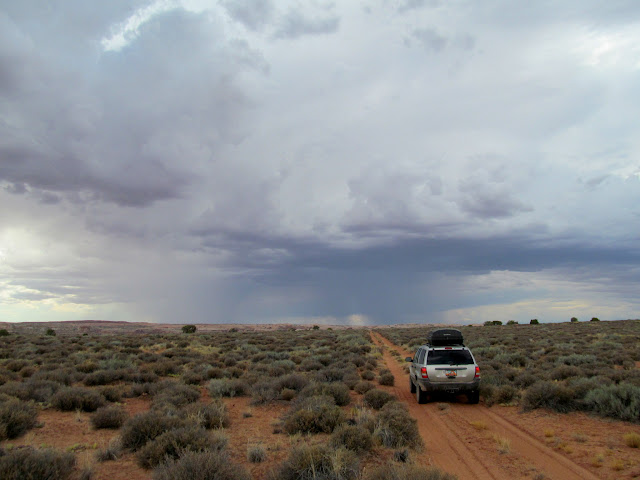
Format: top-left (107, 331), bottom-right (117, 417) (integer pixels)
top-left (369, 331), bottom-right (602, 480)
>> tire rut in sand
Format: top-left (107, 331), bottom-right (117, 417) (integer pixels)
top-left (370, 330), bottom-right (601, 480)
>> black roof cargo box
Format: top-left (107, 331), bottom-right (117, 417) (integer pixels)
top-left (427, 328), bottom-right (464, 346)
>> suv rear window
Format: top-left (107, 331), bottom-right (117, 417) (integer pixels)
top-left (427, 349), bottom-right (473, 365)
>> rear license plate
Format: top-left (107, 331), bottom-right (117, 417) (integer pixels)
top-left (445, 370), bottom-right (457, 378)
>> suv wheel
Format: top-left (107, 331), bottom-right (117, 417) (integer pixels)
top-left (467, 390), bottom-right (479, 404)
top-left (410, 376), bottom-right (416, 393)
top-left (416, 385), bottom-right (427, 404)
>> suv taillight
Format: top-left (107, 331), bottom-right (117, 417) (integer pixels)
top-left (421, 367), bottom-right (428, 379)
top-left (474, 366), bottom-right (480, 378)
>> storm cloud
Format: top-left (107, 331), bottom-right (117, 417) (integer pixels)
top-left (1, 0), bottom-right (639, 325)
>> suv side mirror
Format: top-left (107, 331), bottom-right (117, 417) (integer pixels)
top-left (405, 357), bottom-right (413, 362)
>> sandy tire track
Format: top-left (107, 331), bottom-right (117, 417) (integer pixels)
top-left (370, 330), bottom-right (601, 480)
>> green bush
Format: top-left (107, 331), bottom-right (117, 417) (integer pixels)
top-left (0, 447), bottom-right (75, 480)
top-left (152, 451), bottom-right (250, 480)
top-left (0, 399), bottom-right (38, 440)
top-left (365, 463), bottom-right (457, 480)
top-left (137, 426), bottom-right (224, 468)
top-left (354, 381), bottom-right (374, 394)
top-left (374, 401), bottom-right (423, 449)
top-left (51, 386), bottom-right (105, 412)
top-left (363, 388), bottom-right (395, 410)
top-left (275, 444), bottom-right (358, 480)
top-left (585, 383), bottom-right (640, 422)
top-left (152, 382), bottom-right (200, 409)
top-left (91, 405), bottom-right (128, 429)
top-left (330, 424), bottom-right (373, 453)
top-left (45, 328), bottom-right (56, 336)
top-left (120, 411), bottom-right (185, 451)
top-left (181, 325), bottom-right (197, 334)
top-left (590, 317), bottom-right (600, 322)
top-left (530, 319), bottom-right (539, 325)
top-left (0, 330), bottom-right (9, 337)
top-left (283, 395), bottom-right (344, 434)
top-left (570, 317), bottom-right (579, 323)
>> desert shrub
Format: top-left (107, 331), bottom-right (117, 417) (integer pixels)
top-left (182, 399), bottom-right (230, 429)
top-left (208, 379), bottom-right (249, 398)
top-left (181, 325), bottom-right (197, 334)
top-left (363, 388), bottom-right (395, 410)
top-left (584, 383), bottom-right (640, 422)
top-left (361, 370), bottom-right (376, 381)
top-left (95, 439), bottom-right (122, 462)
top-left (330, 424), bottom-right (373, 453)
top-left (0, 329), bottom-right (9, 337)
top-left (283, 395), bottom-right (344, 434)
top-left (521, 381), bottom-right (576, 413)
top-left (182, 371), bottom-right (204, 385)
top-left (152, 382), bottom-right (200, 409)
top-left (276, 373), bottom-right (309, 392)
top-left (275, 444), bottom-right (358, 480)
top-left (83, 369), bottom-right (129, 386)
top-left (379, 372), bottom-right (395, 386)
top-left (97, 386), bottom-right (122, 403)
top-left (137, 426), bottom-right (224, 469)
top-left (354, 381), bottom-right (374, 394)
top-left (91, 405), bottom-right (128, 429)
top-left (485, 385), bottom-right (518, 406)
top-left (120, 411), bottom-right (185, 451)
top-left (556, 354), bottom-right (597, 366)
top-left (513, 372), bottom-right (537, 389)
top-left (152, 450), bottom-right (250, 480)
top-left (51, 386), bottom-right (105, 412)
top-left (247, 444), bottom-right (267, 463)
top-left (151, 360), bottom-right (180, 376)
top-left (0, 447), bottom-right (75, 480)
top-left (24, 379), bottom-right (62, 402)
top-left (45, 328), bottom-right (57, 336)
top-left (374, 401), bottom-right (423, 449)
top-left (0, 399), bottom-right (38, 440)
top-left (299, 382), bottom-right (351, 406)
top-left (550, 365), bottom-right (582, 380)
top-left (365, 463), bottom-right (457, 480)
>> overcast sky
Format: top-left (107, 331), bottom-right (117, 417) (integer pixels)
top-left (1, 0), bottom-right (639, 326)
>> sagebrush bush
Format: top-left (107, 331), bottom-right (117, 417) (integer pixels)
top-left (50, 386), bottom-right (106, 412)
top-left (152, 450), bottom-right (250, 480)
top-left (283, 395), bottom-right (344, 434)
top-left (91, 405), bottom-right (128, 429)
top-left (585, 383), bottom-right (640, 422)
top-left (182, 399), bottom-right (230, 429)
top-left (208, 379), bottom-right (249, 398)
top-left (363, 388), bottom-right (395, 410)
top-left (330, 424), bottom-right (373, 453)
top-left (379, 372), bottom-right (395, 386)
top-left (0, 447), bottom-right (75, 480)
top-left (299, 382), bottom-right (351, 406)
top-left (365, 463), bottom-right (457, 480)
top-left (152, 382), bottom-right (200, 409)
top-left (275, 444), bottom-right (358, 480)
top-left (137, 426), bottom-right (224, 468)
top-left (354, 381), bottom-right (375, 394)
top-left (521, 381), bottom-right (576, 413)
top-left (374, 401), bottom-right (423, 449)
top-left (0, 399), bottom-right (38, 440)
top-left (120, 411), bottom-right (185, 451)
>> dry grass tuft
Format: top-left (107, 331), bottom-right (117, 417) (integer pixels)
top-left (623, 432), bottom-right (640, 448)
top-left (492, 434), bottom-right (511, 454)
top-left (469, 420), bottom-right (487, 430)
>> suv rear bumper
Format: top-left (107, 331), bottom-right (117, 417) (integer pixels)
top-left (415, 377), bottom-right (480, 393)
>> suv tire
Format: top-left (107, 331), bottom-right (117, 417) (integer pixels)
top-left (416, 385), bottom-right (427, 404)
top-left (467, 390), bottom-right (479, 404)
top-left (410, 377), bottom-right (416, 393)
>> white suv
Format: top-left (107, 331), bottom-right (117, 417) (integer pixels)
top-left (406, 330), bottom-right (480, 404)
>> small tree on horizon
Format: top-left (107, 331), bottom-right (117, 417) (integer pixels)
top-left (590, 317), bottom-right (600, 322)
top-left (181, 324), bottom-right (197, 334)
top-left (530, 319), bottom-right (539, 325)
top-left (45, 328), bottom-right (56, 336)
top-left (570, 317), bottom-right (578, 323)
